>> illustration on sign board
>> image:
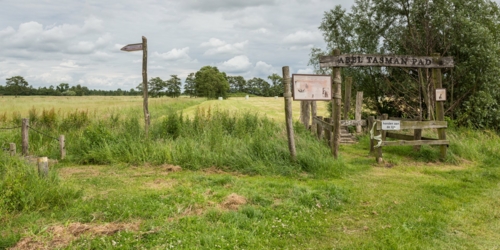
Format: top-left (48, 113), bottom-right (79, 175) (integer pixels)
top-left (292, 74), bottom-right (332, 101)
top-left (436, 88), bottom-right (446, 101)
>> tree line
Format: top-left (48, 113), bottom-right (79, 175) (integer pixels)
top-left (1, 66), bottom-right (284, 99)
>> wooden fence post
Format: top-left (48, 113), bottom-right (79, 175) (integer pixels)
top-left (142, 36), bottom-right (150, 136)
top-left (22, 118), bottom-right (29, 156)
top-left (283, 66), bottom-right (297, 162)
top-left (300, 101), bottom-right (311, 129)
top-left (331, 49), bottom-right (342, 159)
top-left (355, 91), bottom-right (363, 133)
top-left (59, 135), bottom-right (66, 160)
top-left (344, 77), bottom-right (352, 120)
top-left (9, 143), bottom-right (16, 156)
top-left (316, 116), bottom-right (323, 140)
top-left (37, 157), bottom-right (49, 177)
top-left (311, 101), bottom-right (317, 133)
top-left (433, 53), bottom-right (447, 160)
top-left (324, 117), bottom-right (332, 145)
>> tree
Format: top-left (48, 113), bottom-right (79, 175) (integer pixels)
top-left (184, 73), bottom-right (196, 97)
top-left (5, 76), bottom-right (29, 97)
top-left (56, 83), bottom-right (70, 93)
top-left (148, 77), bottom-right (167, 98)
top-left (194, 66), bottom-right (229, 99)
top-left (310, 0), bottom-right (500, 130)
top-left (166, 75), bottom-right (182, 98)
top-left (247, 77), bottom-right (270, 96)
top-left (227, 76), bottom-right (246, 93)
top-left (268, 73), bottom-right (283, 97)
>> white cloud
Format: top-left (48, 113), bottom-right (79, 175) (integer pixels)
top-left (254, 61), bottom-right (274, 75)
top-left (218, 55), bottom-right (253, 73)
top-left (201, 38), bottom-right (248, 56)
top-left (60, 60), bottom-right (80, 68)
top-left (283, 30), bottom-right (322, 45)
top-left (181, 0), bottom-right (277, 12)
top-left (153, 47), bottom-right (192, 61)
top-left (200, 38), bottom-right (226, 47)
top-left (33, 72), bottom-right (73, 83)
top-left (297, 68), bottom-right (314, 74)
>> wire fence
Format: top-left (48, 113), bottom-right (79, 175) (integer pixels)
top-left (28, 125), bottom-right (60, 141)
top-left (0, 126), bottom-right (21, 130)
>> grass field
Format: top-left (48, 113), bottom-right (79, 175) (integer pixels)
top-left (1, 96), bottom-right (499, 249)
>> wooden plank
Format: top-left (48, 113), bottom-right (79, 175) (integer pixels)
top-left (341, 120), bottom-right (367, 127)
top-left (376, 120), bottom-right (447, 130)
top-left (381, 140), bottom-right (449, 147)
top-left (320, 54), bottom-right (454, 68)
top-left (313, 117), bottom-right (334, 131)
top-left (386, 132), bottom-right (438, 141)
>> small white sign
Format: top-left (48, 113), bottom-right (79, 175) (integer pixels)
top-left (436, 88), bottom-right (446, 101)
top-left (381, 120), bottom-right (401, 130)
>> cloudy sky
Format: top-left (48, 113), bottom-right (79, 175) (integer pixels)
top-left (0, 0), bottom-right (350, 90)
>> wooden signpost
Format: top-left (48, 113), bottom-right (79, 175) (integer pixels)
top-left (320, 55), bottom-right (454, 68)
top-left (319, 51), bottom-right (454, 162)
top-left (121, 37), bottom-right (150, 135)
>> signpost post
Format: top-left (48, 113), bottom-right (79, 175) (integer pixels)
top-left (121, 37), bottom-right (150, 136)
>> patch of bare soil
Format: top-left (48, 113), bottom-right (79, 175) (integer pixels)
top-left (10, 222), bottom-right (140, 250)
top-left (220, 193), bottom-right (247, 210)
top-left (161, 164), bottom-right (182, 172)
top-left (143, 179), bottom-right (178, 189)
top-left (58, 166), bottom-right (102, 179)
top-left (203, 166), bottom-right (227, 174)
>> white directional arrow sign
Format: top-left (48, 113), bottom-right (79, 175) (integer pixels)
top-left (120, 43), bottom-right (143, 52)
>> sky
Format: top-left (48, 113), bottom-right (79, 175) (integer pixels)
top-left (0, 0), bottom-right (356, 91)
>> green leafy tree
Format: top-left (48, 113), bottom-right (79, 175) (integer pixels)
top-left (268, 73), bottom-right (283, 97)
top-left (194, 66), bottom-right (229, 99)
top-left (166, 75), bottom-right (182, 98)
top-left (227, 76), bottom-right (247, 93)
top-left (310, 0), bottom-right (500, 129)
top-left (5, 76), bottom-right (29, 97)
top-left (247, 77), bottom-right (270, 96)
top-left (184, 73), bottom-right (196, 97)
top-left (148, 77), bottom-right (167, 98)
top-left (56, 83), bottom-right (70, 93)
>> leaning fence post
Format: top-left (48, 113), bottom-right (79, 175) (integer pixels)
top-left (9, 143), bottom-right (16, 156)
top-left (38, 157), bottom-right (49, 177)
top-left (22, 118), bottom-right (29, 156)
top-left (59, 135), bottom-right (66, 160)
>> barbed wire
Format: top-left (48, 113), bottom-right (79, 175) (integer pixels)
top-left (28, 126), bottom-right (60, 141)
top-left (0, 126), bottom-right (21, 130)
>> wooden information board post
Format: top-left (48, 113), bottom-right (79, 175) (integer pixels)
top-left (320, 51), bottom-right (454, 162)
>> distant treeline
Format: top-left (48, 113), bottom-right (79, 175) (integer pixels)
top-left (2, 69), bottom-right (285, 98)
top-left (0, 78), bottom-right (141, 96)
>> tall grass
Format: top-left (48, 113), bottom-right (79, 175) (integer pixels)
top-left (0, 156), bottom-right (81, 214)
